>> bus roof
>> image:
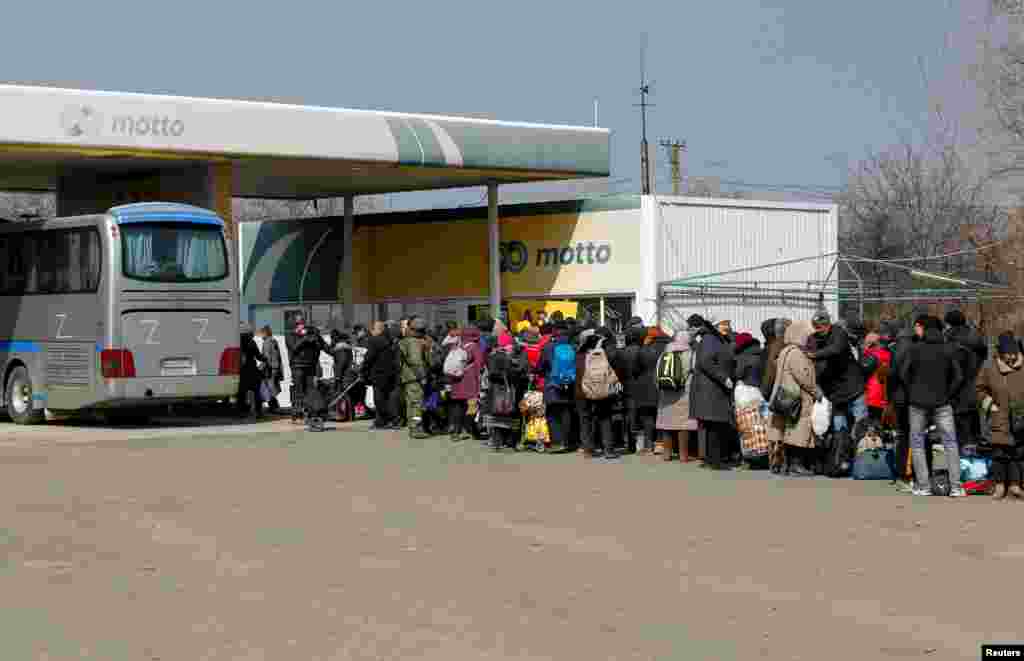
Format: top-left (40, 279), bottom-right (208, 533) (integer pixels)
top-left (108, 202), bottom-right (224, 226)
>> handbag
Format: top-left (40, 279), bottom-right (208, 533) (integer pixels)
top-left (769, 382), bottom-right (802, 420)
top-left (492, 378), bottom-right (516, 416)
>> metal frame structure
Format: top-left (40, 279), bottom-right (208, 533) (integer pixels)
top-left (657, 252), bottom-right (1012, 326)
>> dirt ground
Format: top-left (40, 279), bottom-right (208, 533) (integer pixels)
top-left (0, 417), bottom-right (1021, 660)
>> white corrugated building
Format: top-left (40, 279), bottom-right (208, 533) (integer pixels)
top-left (650, 195), bottom-right (839, 333)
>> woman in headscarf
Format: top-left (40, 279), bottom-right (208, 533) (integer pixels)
top-left (768, 320), bottom-right (818, 477)
top-left (762, 319), bottom-right (792, 473)
top-left (977, 332), bottom-right (1024, 500)
top-left (657, 329), bottom-right (699, 462)
top-left (687, 314), bottom-right (736, 470)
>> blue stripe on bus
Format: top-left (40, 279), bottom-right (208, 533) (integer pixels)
top-left (114, 213), bottom-right (223, 226)
top-left (32, 393), bottom-right (47, 402)
top-left (0, 341), bottom-right (41, 353)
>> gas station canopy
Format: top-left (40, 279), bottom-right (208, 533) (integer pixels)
top-left (0, 85), bottom-right (610, 198)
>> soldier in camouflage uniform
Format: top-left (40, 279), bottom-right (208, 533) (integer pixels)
top-left (399, 317), bottom-right (431, 439)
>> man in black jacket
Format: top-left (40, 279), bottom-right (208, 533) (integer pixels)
top-left (287, 317), bottom-right (328, 423)
top-left (620, 324), bottom-right (648, 453)
top-left (944, 309), bottom-right (988, 448)
top-left (900, 315), bottom-right (965, 497)
top-left (361, 321), bottom-right (398, 430)
top-left (807, 309), bottom-right (867, 436)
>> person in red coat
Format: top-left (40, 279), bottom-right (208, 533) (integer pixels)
top-left (862, 332), bottom-right (892, 426)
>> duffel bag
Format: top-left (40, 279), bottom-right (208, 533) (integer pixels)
top-left (852, 447), bottom-right (895, 480)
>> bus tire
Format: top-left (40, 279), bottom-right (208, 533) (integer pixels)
top-left (6, 366), bottom-right (44, 425)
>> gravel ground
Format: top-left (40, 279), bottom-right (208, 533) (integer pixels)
top-left (0, 417), bottom-right (1020, 660)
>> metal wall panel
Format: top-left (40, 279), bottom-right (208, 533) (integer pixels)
top-left (655, 197), bottom-right (839, 335)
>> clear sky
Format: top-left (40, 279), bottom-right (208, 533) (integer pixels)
top-left (0, 0), bottom-right (993, 206)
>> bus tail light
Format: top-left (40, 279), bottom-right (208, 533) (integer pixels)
top-left (219, 347), bottom-right (241, 376)
top-left (100, 349), bottom-right (136, 378)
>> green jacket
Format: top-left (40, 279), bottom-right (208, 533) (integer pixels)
top-left (398, 336), bottom-right (431, 385)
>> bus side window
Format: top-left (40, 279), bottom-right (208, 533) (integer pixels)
top-left (5, 234), bottom-right (25, 294)
top-left (0, 237), bottom-right (7, 294)
top-left (36, 233), bottom-right (56, 293)
top-left (82, 229), bottom-right (100, 291)
top-left (22, 235), bottom-right (38, 294)
top-left (53, 230), bottom-right (72, 293)
top-left (65, 231), bottom-right (82, 292)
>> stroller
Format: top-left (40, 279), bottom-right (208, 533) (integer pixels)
top-left (323, 370), bottom-right (364, 423)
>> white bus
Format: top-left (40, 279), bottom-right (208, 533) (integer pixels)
top-left (0, 202), bottom-right (240, 424)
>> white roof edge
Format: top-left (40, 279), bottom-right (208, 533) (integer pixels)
top-left (0, 84), bottom-right (610, 134)
top-left (651, 193), bottom-right (837, 213)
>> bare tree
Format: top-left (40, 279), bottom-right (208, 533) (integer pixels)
top-left (841, 133), bottom-right (1005, 262)
top-left (839, 130), bottom-right (1008, 325)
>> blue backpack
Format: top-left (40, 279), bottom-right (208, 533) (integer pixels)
top-left (550, 342), bottom-right (577, 388)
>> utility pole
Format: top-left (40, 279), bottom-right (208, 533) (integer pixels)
top-left (659, 139), bottom-right (686, 195)
top-left (634, 36), bottom-right (654, 195)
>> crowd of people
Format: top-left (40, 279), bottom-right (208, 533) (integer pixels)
top-left (240, 306), bottom-right (1024, 502)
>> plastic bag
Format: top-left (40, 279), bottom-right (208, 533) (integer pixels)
top-left (734, 382), bottom-right (763, 409)
top-left (364, 386), bottom-right (375, 410)
top-left (960, 457), bottom-right (990, 482)
top-left (812, 397), bottom-right (832, 437)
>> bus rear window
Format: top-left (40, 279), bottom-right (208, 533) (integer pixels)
top-left (121, 222), bottom-right (227, 282)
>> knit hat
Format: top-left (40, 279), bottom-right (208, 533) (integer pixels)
top-left (811, 309), bottom-right (831, 326)
top-left (734, 332), bottom-right (756, 352)
top-left (686, 314), bottom-right (706, 330)
top-left (998, 332), bottom-right (1018, 355)
top-left (944, 310), bottom-right (967, 328)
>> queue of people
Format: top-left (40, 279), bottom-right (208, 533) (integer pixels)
top-left (252, 306), bottom-right (1024, 502)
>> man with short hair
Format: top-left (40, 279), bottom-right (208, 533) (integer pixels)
top-left (286, 316), bottom-right (328, 424)
top-left (900, 315), bottom-right (965, 497)
top-left (361, 321), bottom-right (398, 430)
top-left (807, 309), bottom-right (867, 436)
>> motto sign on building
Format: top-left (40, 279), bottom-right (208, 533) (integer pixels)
top-left (500, 240), bottom-right (614, 273)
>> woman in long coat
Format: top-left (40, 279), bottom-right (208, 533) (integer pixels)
top-left (769, 320), bottom-right (817, 477)
top-left (687, 315), bottom-right (736, 470)
top-left (657, 330), bottom-right (699, 462)
top-left (762, 318), bottom-right (792, 472)
top-left (449, 326), bottom-right (484, 441)
top-left (976, 332), bottom-right (1024, 500)
top-left (634, 327), bottom-right (673, 454)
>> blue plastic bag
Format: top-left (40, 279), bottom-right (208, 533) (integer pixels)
top-left (960, 457), bottom-right (990, 482)
top-left (852, 448), bottom-right (895, 480)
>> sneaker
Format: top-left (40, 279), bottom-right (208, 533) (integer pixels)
top-left (949, 486), bottom-right (967, 498)
top-left (911, 486), bottom-right (933, 497)
top-left (895, 481), bottom-right (914, 493)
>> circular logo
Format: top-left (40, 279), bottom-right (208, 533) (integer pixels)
top-left (60, 105), bottom-right (102, 138)
top-left (500, 241), bottom-right (528, 274)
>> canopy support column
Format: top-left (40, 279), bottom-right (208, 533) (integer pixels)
top-left (488, 181), bottom-right (501, 322)
top-left (341, 195), bottom-right (355, 328)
